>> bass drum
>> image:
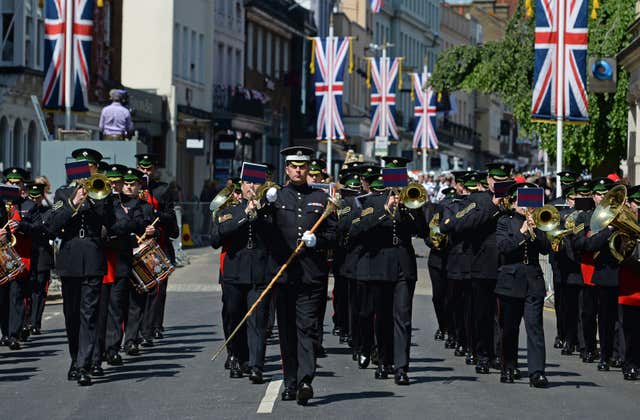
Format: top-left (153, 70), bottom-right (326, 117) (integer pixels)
top-left (130, 239), bottom-right (175, 293)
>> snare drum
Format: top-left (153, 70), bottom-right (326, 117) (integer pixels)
top-left (131, 239), bottom-right (175, 293)
top-left (0, 238), bottom-right (26, 287)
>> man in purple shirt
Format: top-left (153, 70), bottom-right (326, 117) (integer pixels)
top-left (99, 90), bottom-right (134, 140)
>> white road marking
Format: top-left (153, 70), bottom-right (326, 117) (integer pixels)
top-left (44, 311), bottom-right (61, 321)
top-left (257, 375), bottom-right (283, 414)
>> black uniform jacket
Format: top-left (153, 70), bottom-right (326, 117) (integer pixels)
top-left (18, 202), bottom-right (55, 272)
top-left (211, 200), bottom-right (270, 285)
top-left (108, 195), bottom-right (152, 278)
top-left (423, 201), bottom-right (445, 271)
top-left (0, 199), bottom-right (8, 243)
top-left (49, 185), bottom-right (116, 277)
top-left (350, 192), bottom-right (425, 282)
top-left (335, 194), bottom-right (364, 279)
top-left (145, 180), bottom-right (180, 263)
top-left (572, 215), bottom-right (617, 287)
top-left (454, 190), bottom-right (500, 280)
top-left (264, 183), bottom-right (337, 285)
top-left (552, 208), bottom-right (583, 286)
top-left (439, 195), bottom-right (471, 281)
top-left (495, 212), bottom-right (551, 299)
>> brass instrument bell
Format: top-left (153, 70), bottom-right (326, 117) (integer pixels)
top-left (399, 182), bottom-right (428, 209)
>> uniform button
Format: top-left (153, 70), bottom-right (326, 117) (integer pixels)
top-left (298, 214), bottom-right (302, 218)
top-left (298, 226), bottom-right (302, 230)
top-left (298, 208), bottom-right (302, 212)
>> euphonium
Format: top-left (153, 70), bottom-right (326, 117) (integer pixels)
top-left (590, 185), bottom-right (640, 262)
top-left (399, 182), bottom-right (428, 209)
top-left (429, 213), bottom-right (447, 250)
top-left (209, 185), bottom-right (238, 217)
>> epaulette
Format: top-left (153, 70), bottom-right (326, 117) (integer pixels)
top-left (361, 207), bottom-right (374, 217)
top-left (455, 202), bottom-right (477, 218)
top-left (337, 206), bottom-right (351, 217)
top-left (52, 200), bottom-right (64, 211)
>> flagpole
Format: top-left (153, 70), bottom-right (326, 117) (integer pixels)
top-left (422, 65), bottom-right (428, 175)
top-left (326, 17), bottom-right (334, 176)
top-left (64, 0), bottom-right (73, 130)
top-left (381, 44), bottom-right (387, 141)
top-left (556, 0), bottom-right (565, 198)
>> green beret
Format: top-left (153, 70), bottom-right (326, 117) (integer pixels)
top-left (486, 162), bottom-right (514, 181)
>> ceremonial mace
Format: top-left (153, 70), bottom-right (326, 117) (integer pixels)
top-left (210, 196), bottom-right (340, 361)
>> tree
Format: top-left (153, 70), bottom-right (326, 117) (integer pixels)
top-left (431, 0), bottom-right (636, 174)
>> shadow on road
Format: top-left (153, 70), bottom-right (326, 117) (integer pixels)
top-left (308, 391), bottom-right (398, 406)
top-left (411, 375), bottom-right (478, 384)
top-left (0, 366), bottom-right (39, 382)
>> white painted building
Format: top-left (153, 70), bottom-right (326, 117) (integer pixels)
top-left (121, 0), bottom-right (215, 197)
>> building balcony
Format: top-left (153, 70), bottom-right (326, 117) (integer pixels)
top-left (435, 119), bottom-right (479, 151)
top-left (212, 84), bottom-right (264, 119)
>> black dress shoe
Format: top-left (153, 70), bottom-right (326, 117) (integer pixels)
top-left (358, 354), bottom-right (370, 369)
top-left (281, 388), bottom-right (297, 401)
top-left (500, 369), bottom-right (514, 383)
top-left (529, 372), bottom-right (549, 388)
top-left (465, 354), bottom-right (477, 365)
top-left (623, 367), bottom-right (638, 380)
top-left (513, 368), bottom-right (522, 380)
top-left (297, 382), bottom-right (313, 405)
top-left (19, 327), bottom-right (30, 342)
top-left (249, 369), bottom-right (264, 384)
top-left (394, 369), bottom-right (410, 385)
top-left (224, 354), bottom-right (232, 369)
top-left (30, 327), bottom-right (41, 336)
top-left (229, 357), bottom-right (243, 378)
top-left (332, 327), bottom-right (341, 336)
top-left (90, 363), bottom-right (104, 376)
top-left (582, 351), bottom-right (596, 363)
top-left (609, 358), bottom-right (623, 368)
top-left (444, 337), bottom-right (456, 349)
top-left (475, 362), bottom-right (490, 374)
top-left (125, 342), bottom-right (140, 356)
top-left (153, 329), bottom-right (163, 339)
top-left (68, 364), bottom-right (79, 381)
top-left (107, 353), bottom-right (123, 366)
top-left (316, 345), bottom-right (327, 358)
top-left (490, 357), bottom-right (502, 370)
top-left (370, 347), bottom-right (379, 366)
top-left (454, 346), bottom-right (465, 357)
top-left (374, 365), bottom-right (389, 379)
top-left (553, 336), bottom-right (564, 349)
top-left (597, 361), bottom-right (610, 371)
top-left (434, 329), bottom-right (444, 341)
top-left (561, 346), bottom-right (573, 356)
top-left (140, 338), bottom-right (154, 348)
top-left (339, 334), bottom-right (349, 344)
top-left (0, 336), bottom-right (9, 346)
top-left (8, 339), bottom-right (20, 350)
top-left (77, 369), bottom-right (92, 386)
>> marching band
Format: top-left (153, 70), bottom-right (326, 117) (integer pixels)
top-left (2, 145), bottom-right (640, 404)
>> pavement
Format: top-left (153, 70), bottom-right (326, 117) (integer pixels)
top-left (1, 245), bottom-right (639, 420)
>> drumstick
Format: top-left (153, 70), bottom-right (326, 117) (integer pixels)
top-left (137, 217), bottom-right (160, 244)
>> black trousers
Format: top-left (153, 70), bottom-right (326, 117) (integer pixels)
top-left (93, 282), bottom-right (112, 364)
top-left (223, 283), bottom-right (268, 369)
top-left (579, 286), bottom-right (598, 353)
top-left (553, 280), bottom-right (565, 340)
top-left (61, 276), bottom-right (102, 369)
top-left (621, 304), bottom-right (640, 369)
top-left (125, 283), bottom-right (147, 344)
top-left (275, 281), bottom-right (324, 389)
top-left (597, 286), bottom-right (619, 362)
top-left (498, 294), bottom-right (546, 375)
top-left (348, 278), bottom-right (359, 347)
top-left (357, 280), bottom-right (389, 361)
top-left (429, 264), bottom-right (448, 333)
top-left (8, 275), bottom-right (28, 338)
top-left (0, 283), bottom-right (9, 337)
top-left (145, 279), bottom-right (168, 332)
top-left (562, 284), bottom-right (580, 349)
top-left (93, 277), bottom-right (129, 363)
top-left (471, 278), bottom-right (496, 363)
top-left (30, 271), bottom-right (49, 329)
top-left (449, 279), bottom-right (471, 348)
top-left (332, 275), bottom-right (350, 334)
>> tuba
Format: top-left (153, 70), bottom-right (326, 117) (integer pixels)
top-left (399, 182), bottom-right (428, 209)
top-left (590, 185), bottom-right (640, 261)
top-left (429, 213), bottom-right (447, 250)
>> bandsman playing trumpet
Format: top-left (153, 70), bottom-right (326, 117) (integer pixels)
top-left (349, 156), bottom-right (427, 385)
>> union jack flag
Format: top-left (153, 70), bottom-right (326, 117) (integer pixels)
top-left (371, 0), bottom-right (383, 13)
top-left (43, 0), bottom-right (95, 112)
top-left (411, 72), bottom-right (438, 149)
top-left (312, 37), bottom-right (350, 140)
top-left (369, 57), bottom-right (400, 140)
top-left (531, 0), bottom-right (588, 122)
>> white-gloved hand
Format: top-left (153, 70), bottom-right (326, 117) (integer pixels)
top-left (301, 231), bottom-right (317, 248)
top-left (266, 187), bottom-right (278, 203)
